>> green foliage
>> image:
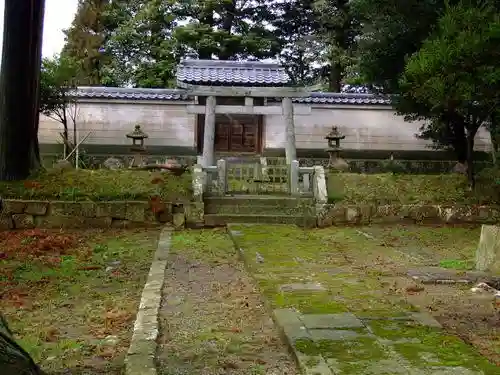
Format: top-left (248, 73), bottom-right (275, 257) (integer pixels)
top-left (398, 2), bottom-right (500, 184)
top-left (352, 0), bottom-right (451, 92)
top-left (61, 0), bottom-right (360, 89)
top-left (272, 0), bottom-right (323, 85)
top-left (313, 0), bottom-right (360, 92)
top-left (275, 0), bottom-right (360, 90)
top-left (401, 2), bottom-right (500, 119)
top-left (101, 0), bottom-right (281, 87)
top-left (62, 0), bottom-right (111, 85)
top-left (39, 55), bottom-right (79, 123)
top-left (101, 0), bottom-right (178, 87)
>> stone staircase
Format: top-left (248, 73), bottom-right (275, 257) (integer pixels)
top-left (203, 195), bottom-right (317, 227)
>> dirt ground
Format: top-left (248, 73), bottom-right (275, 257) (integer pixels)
top-left (157, 229), bottom-right (297, 375)
top-left (396, 277), bottom-right (500, 364)
top-left (356, 225), bottom-right (500, 365)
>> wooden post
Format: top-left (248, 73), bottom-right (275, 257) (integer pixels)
top-left (202, 95), bottom-right (216, 167)
top-left (282, 97), bottom-right (297, 164)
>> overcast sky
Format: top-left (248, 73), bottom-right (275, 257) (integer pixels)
top-left (0, 0), bottom-right (79, 58)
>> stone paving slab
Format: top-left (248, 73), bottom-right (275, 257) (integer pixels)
top-left (301, 313), bottom-right (364, 329)
top-left (280, 282), bottom-right (327, 292)
top-left (273, 308), bottom-right (495, 375)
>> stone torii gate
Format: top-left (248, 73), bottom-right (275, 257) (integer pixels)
top-left (175, 59), bottom-right (311, 167)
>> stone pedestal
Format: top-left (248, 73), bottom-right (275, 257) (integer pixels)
top-left (476, 225), bottom-right (500, 273)
top-left (326, 152), bottom-right (349, 172)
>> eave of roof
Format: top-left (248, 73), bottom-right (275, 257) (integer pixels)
top-left (292, 92), bottom-right (391, 105)
top-left (72, 87), bottom-right (392, 106)
top-left (72, 86), bottom-right (191, 101)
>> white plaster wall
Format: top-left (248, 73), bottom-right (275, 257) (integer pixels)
top-left (38, 99), bottom-right (493, 153)
top-left (265, 105), bottom-right (492, 152)
top-left (38, 101), bottom-right (196, 147)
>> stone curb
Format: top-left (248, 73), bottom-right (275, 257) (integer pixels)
top-left (317, 203), bottom-right (500, 227)
top-left (124, 227), bottom-right (171, 375)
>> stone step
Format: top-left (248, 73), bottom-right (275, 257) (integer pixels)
top-left (205, 204), bottom-right (315, 216)
top-left (204, 195), bottom-right (314, 208)
top-left (204, 214), bottom-right (317, 227)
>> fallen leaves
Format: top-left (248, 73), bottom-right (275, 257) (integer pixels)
top-left (405, 285), bottom-right (425, 294)
top-left (0, 229), bottom-right (78, 260)
top-left (42, 327), bottom-right (60, 342)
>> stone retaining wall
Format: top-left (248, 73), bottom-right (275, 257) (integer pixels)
top-left (317, 204), bottom-right (500, 227)
top-left (0, 199), bottom-right (187, 230)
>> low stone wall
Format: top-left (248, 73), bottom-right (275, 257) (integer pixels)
top-left (0, 199), bottom-right (188, 230)
top-left (317, 204), bottom-right (500, 227)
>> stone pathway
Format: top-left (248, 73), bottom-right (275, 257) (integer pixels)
top-left (273, 309), bottom-right (494, 375)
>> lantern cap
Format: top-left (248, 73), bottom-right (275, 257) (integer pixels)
top-left (126, 125), bottom-right (148, 139)
top-left (325, 126), bottom-right (345, 140)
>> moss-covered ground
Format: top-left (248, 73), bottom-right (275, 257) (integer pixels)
top-left (327, 171), bottom-right (500, 205)
top-left (230, 224), bottom-right (499, 374)
top-left (0, 168), bottom-right (192, 201)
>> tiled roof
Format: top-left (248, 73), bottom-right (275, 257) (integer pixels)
top-left (176, 59), bottom-right (290, 86)
top-left (72, 86), bottom-right (191, 101)
top-left (72, 87), bottom-right (392, 106)
top-left (293, 92), bottom-right (391, 105)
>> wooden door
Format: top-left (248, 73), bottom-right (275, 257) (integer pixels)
top-left (197, 113), bottom-right (262, 154)
top-left (215, 114), bottom-right (259, 153)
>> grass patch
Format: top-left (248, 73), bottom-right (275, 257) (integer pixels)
top-left (0, 168), bottom-right (192, 201)
top-left (439, 259), bottom-right (474, 270)
top-left (170, 228), bottom-right (237, 264)
top-left (0, 228), bottom-right (159, 374)
top-left (326, 173), bottom-right (498, 205)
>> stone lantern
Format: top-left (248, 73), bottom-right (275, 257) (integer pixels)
top-left (126, 125), bottom-right (149, 167)
top-left (325, 126), bottom-right (349, 171)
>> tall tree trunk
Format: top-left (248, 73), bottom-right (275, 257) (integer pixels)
top-left (0, 313), bottom-right (45, 375)
top-left (451, 117), bottom-right (467, 163)
top-left (0, 0), bottom-right (45, 180)
top-left (466, 127), bottom-right (478, 189)
top-left (328, 62), bottom-right (342, 92)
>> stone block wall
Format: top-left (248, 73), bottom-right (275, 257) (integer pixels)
top-left (317, 204), bottom-right (500, 227)
top-left (0, 200), bottom-right (188, 230)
